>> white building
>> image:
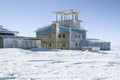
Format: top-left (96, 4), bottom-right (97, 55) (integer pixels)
top-left (0, 25), bottom-right (41, 49)
top-left (36, 9), bottom-right (86, 50)
top-left (36, 9), bottom-right (110, 50)
top-left (84, 38), bottom-right (111, 50)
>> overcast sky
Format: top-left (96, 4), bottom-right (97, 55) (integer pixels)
top-left (0, 0), bottom-right (120, 45)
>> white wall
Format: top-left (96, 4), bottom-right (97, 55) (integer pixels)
top-left (3, 38), bottom-right (41, 49)
top-left (70, 30), bottom-right (83, 50)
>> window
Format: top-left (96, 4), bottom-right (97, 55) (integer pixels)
top-left (78, 34), bottom-right (80, 38)
top-left (75, 43), bottom-right (77, 46)
top-left (75, 35), bottom-right (77, 38)
top-left (63, 34), bottom-right (65, 38)
top-left (49, 43), bottom-right (51, 47)
top-left (58, 34), bottom-right (61, 38)
top-left (83, 34), bottom-right (86, 39)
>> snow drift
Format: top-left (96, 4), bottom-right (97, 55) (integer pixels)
top-left (0, 47), bottom-right (120, 80)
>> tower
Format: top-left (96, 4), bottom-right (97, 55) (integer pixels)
top-left (53, 9), bottom-right (82, 29)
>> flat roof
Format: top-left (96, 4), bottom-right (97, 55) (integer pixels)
top-left (0, 25), bottom-right (19, 34)
top-left (54, 9), bottom-right (79, 15)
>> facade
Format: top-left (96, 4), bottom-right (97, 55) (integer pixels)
top-left (84, 39), bottom-right (110, 50)
top-left (36, 9), bottom-right (86, 50)
top-left (0, 25), bottom-right (41, 49)
top-left (36, 9), bottom-right (110, 50)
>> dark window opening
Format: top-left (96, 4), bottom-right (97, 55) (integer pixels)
top-left (63, 34), bottom-right (65, 38)
top-left (49, 43), bottom-right (51, 47)
top-left (75, 43), bottom-right (77, 46)
top-left (83, 34), bottom-right (86, 39)
top-left (58, 34), bottom-right (61, 38)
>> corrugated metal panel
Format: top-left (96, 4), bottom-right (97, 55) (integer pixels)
top-left (59, 27), bottom-right (69, 33)
top-left (36, 27), bottom-right (51, 34)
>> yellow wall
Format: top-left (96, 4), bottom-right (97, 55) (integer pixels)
top-left (36, 23), bottom-right (70, 50)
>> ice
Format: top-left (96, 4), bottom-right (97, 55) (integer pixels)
top-left (0, 46), bottom-right (120, 80)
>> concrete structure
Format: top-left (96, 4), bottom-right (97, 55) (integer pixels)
top-left (36, 9), bottom-right (110, 50)
top-left (0, 25), bottom-right (40, 49)
top-left (84, 39), bottom-right (111, 50)
top-left (36, 9), bottom-right (86, 50)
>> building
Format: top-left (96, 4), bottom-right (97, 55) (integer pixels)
top-left (0, 25), bottom-right (41, 49)
top-left (36, 9), bottom-right (110, 50)
top-left (84, 38), bottom-right (110, 50)
top-left (36, 9), bottom-right (86, 50)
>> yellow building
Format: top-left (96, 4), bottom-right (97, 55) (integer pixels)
top-left (36, 9), bottom-right (86, 50)
top-left (36, 9), bottom-right (110, 50)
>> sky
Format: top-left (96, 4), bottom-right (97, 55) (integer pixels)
top-left (0, 0), bottom-right (120, 45)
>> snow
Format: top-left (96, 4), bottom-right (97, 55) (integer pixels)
top-left (0, 46), bottom-right (120, 80)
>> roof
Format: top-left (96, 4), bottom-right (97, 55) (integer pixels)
top-left (0, 35), bottom-right (40, 40)
top-left (54, 9), bottom-right (79, 15)
top-left (72, 29), bottom-right (86, 34)
top-left (0, 25), bottom-right (19, 34)
top-left (86, 38), bottom-right (111, 43)
top-left (36, 26), bottom-right (51, 34)
top-left (36, 26), bottom-right (69, 35)
top-left (36, 25), bottom-right (87, 35)
top-left (59, 26), bottom-right (69, 33)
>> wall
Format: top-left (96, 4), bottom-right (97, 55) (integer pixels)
top-left (0, 37), bottom-right (3, 48)
top-left (3, 37), bottom-right (41, 49)
top-left (84, 40), bottom-right (111, 50)
top-left (36, 24), bottom-right (70, 50)
top-left (70, 30), bottom-right (86, 50)
top-left (58, 32), bottom-right (69, 49)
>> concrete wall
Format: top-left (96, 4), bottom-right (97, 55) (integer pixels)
top-left (36, 24), bottom-right (57, 49)
top-left (3, 37), bottom-right (41, 49)
top-left (70, 30), bottom-right (86, 50)
top-left (54, 20), bottom-right (81, 28)
top-left (37, 24), bottom-right (70, 50)
top-left (84, 40), bottom-right (111, 50)
top-left (0, 37), bottom-right (3, 48)
top-left (58, 32), bottom-right (69, 49)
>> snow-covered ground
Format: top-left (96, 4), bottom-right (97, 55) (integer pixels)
top-left (0, 46), bottom-right (120, 80)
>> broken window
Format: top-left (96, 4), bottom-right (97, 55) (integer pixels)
top-left (63, 34), bottom-right (65, 38)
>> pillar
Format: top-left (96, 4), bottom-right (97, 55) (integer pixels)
top-left (75, 13), bottom-right (78, 20)
top-left (72, 13), bottom-right (74, 20)
top-left (56, 14), bottom-right (58, 21)
top-left (61, 14), bottom-right (63, 21)
top-left (64, 15), bottom-right (66, 20)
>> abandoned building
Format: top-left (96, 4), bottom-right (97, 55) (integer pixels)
top-left (0, 25), bottom-right (40, 49)
top-left (84, 38), bottom-right (111, 50)
top-left (36, 9), bottom-right (110, 50)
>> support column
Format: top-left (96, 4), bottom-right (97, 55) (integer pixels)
top-left (56, 14), bottom-right (58, 21)
top-left (75, 13), bottom-right (78, 20)
top-left (64, 15), bottom-right (66, 20)
top-left (66, 15), bottom-right (67, 20)
top-left (69, 27), bottom-right (71, 50)
top-left (72, 13), bottom-right (74, 20)
top-left (61, 14), bottom-right (63, 21)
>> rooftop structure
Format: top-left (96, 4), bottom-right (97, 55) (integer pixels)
top-left (54, 9), bottom-right (79, 21)
top-left (0, 25), bottom-right (41, 49)
top-left (0, 25), bottom-right (19, 35)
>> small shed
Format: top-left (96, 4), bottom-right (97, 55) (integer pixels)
top-left (82, 47), bottom-right (100, 52)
